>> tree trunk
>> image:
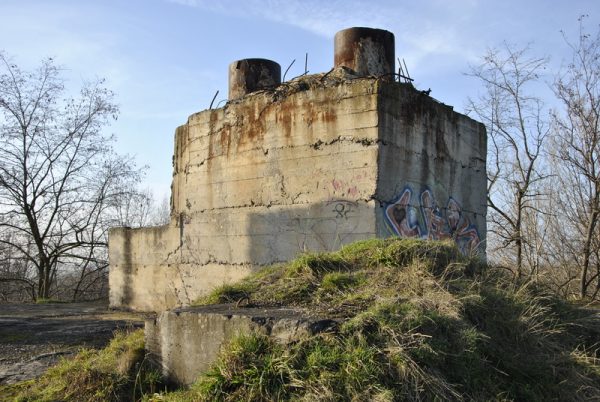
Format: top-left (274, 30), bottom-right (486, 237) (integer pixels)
top-left (516, 192), bottom-right (524, 280)
top-left (37, 261), bottom-right (52, 300)
top-left (581, 209), bottom-right (599, 299)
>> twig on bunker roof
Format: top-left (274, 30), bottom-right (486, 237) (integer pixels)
top-left (403, 58), bottom-right (411, 80)
top-left (209, 90), bottom-right (219, 109)
top-left (397, 58), bottom-right (414, 83)
top-left (304, 53), bottom-right (308, 75)
top-left (216, 99), bottom-right (228, 108)
top-left (398, 57), bottom-right (403, 80)
top-left (283, 59), bottom-right (295, 82)
top-left (378, 72), bottom-right (414, 82)
top-left (289, 72), bottom-right (311, 81)
top-left (320, 68), bottom-right (334, 82)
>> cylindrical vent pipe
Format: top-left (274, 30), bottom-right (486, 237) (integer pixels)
top-left (334, 27), bottom-right (395, 78)
top-left (228, 58), bottom-right (281, 100)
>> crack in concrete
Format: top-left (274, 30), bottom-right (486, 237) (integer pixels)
top-left (184, 258), bottom-right (276, 268)
top-left (311, 136), bottom-right (386, 150)
top-left (193, 197), bottom-right (375, 214)
top-left (182, 137), bottom-right (383, 170)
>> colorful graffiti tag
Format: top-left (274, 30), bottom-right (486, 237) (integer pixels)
top-left (384, 187), bottom-right (481, 254)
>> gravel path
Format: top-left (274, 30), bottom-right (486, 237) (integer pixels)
top-left (0, 302), bottom-right (145, 385)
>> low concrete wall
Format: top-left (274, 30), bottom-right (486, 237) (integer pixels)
top-left (108, 225), bottom-right (254, 311)
top-left (145, 305), bottom-right (337, 385)
top-left (109, 201), bottom-right (377, 311)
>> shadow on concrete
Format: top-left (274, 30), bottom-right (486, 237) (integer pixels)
top-left (246, 199), bottom-right (377, 266)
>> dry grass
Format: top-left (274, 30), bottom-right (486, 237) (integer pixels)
top-left (170, 238), bottom-right (600, 401)
top-left (4, 238), bottom-right (600, 401)
top-left (0, 329), bottom-right (161, 402)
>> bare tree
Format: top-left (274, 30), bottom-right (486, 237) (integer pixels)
top-left (152, 194), bottom-right (171, 226)
top-left (112, 188), bottom-right (171, 228)
top-left (551, 16), bottom-right (600, 299)
top-left (0, 231), bottom-right (36, 301)
top-left (467, 44), bottom-right (550, 280)
top-left (112, 187), bottom-right (156, 228)
top-left (0, 53), bottom-right (142, 301)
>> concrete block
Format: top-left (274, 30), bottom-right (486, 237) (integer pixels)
top-left (145, 305), bottom-right (337, 385)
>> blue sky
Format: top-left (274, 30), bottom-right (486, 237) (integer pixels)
top-left (0, 0), bottom-right (598, 199)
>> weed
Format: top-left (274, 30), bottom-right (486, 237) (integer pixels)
top-left (6, 238), bottom-right (600, 401)
top-left (177, 238), bottom-right (600, 401)
top-left (0, 329), bottom-right (162, 402)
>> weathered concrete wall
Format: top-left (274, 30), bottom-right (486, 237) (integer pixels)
top-left (108, 225), bottom-right (254, 311)
top-left (375, 84), bottom-right (487, 255)
top-left (170, 80), bottom-right (379, 214)
top-left (109, 77), bottom-right (381, 312)
top-left (109, 75), bottom-right (486, 312)
top-left (145, 305), bottom-right (336, 385)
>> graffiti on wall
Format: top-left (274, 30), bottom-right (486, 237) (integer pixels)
top-left (328, 200), bottom-right (356, 220)
top-left (384, 187), bottom-right (481, 254)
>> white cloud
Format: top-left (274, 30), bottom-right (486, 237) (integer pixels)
top-left (167, 0), bottom-right (392, 37)
top-left (166, 0), bottom-right (482, 73)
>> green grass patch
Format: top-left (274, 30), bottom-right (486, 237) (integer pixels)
top-left (0, 329), bottom-right (162, 402)
top-left (7, 238), bottom-right (600, 401)
top-left (175, 238), bottom-right (600, 401)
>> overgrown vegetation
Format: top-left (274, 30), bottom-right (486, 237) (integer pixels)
top-left (4, 238), bottom-right (600, 401)
top-left (0, 329), bottom-right (161, 402)
top-left (467, 17), bottom-right (600, 301)
top-left (161, 238), bottom-right (600, 401)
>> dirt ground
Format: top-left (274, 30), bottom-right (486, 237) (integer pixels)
top-left (0, 302), bottom-right (146, 385)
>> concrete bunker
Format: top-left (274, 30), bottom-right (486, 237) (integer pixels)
top-left (109, 27), bottom-right (487, 313)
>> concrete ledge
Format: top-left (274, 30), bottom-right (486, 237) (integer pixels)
top-left (145, 304), bottom-right (337, 385)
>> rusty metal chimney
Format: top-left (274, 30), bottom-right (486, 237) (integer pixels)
top-left (334, 27), bottom-right (395, 78)
top-left (228, 58), bottom-right (281, 100)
